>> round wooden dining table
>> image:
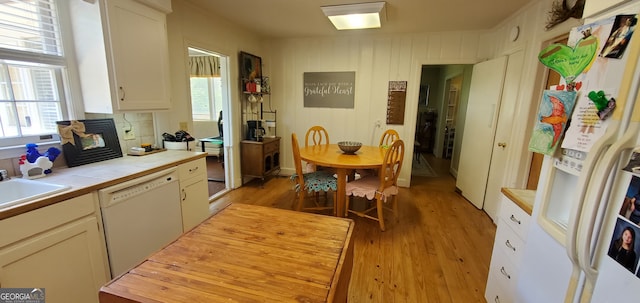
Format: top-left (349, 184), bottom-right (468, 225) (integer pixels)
top-left (298, 144), bottom-right (386, 217)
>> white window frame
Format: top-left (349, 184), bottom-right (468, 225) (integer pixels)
top-left (0, 0), bottom-right (79, 157)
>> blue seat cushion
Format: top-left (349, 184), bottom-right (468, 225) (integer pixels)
top-left (291, 171), bottom-right (337, 192)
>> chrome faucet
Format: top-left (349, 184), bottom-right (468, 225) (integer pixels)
top-left (0, 169), bottom-right (7, 181)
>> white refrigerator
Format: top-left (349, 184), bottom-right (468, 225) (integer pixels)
top-left (516, 2), bottom-right (640, 303)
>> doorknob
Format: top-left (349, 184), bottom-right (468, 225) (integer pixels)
top-left (497, 142), bottom-right (507, 148)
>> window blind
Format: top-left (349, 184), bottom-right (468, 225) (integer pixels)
top-left (0, 0), bottom-right (62, 57)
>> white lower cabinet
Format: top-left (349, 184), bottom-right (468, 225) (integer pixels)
top-left (485, 193), bottom-right (531, 303)
top-left (0, 193), bottom-right (109, 303)
top-left (178, 158), bottom-right (211, 231)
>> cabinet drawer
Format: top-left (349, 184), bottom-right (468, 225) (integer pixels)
top-left (488, 245), bottom-right (519, 297)
top-left (485, 267), bottom-right (515, 303)
top-left (494, 223), bottom-right (525, 266)
top-left (264, 140), bottom-right (280, 154)
top-left (499, 196), bottom-right (531, 239)
top-left (178, 158), bottom-right (207, 180)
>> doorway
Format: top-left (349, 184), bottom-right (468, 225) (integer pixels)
top-left (414, 65), bottom-right (472, 178)
top-left (187, 47), bottom-right (231, 198)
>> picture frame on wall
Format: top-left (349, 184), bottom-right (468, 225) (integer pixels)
top-left (56, 118), bottom-right (123, 167)
top-left (239, 51), bottom-right (262, 91)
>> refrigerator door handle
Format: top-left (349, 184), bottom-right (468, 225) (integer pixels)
top-left (563, 123), bottom-right (618, 303)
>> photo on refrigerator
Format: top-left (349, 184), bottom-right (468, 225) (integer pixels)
top-left (608, 175), bottom-right (640, 276)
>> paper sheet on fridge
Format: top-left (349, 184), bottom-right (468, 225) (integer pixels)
top-left (561, 15), bottom-right (634, 152)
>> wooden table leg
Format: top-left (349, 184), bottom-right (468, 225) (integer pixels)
top-left (335, 168), bottom-right (347, 218)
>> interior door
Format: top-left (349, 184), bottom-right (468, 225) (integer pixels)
top-left (456, 56), bottom-right (507, 209)
top-left (483, 50), bottom-right (525, 221)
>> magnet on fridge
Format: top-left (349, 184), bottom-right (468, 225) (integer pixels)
top-left (588, 90), bottom-right (616, 120)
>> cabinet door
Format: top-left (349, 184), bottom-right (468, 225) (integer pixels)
top-left (0, 216), bottom-right (109, 303)
top-left (241, 142), bottom-right (265, 177)
top-left (105, 0), bottom-right (171, 111)
top-left (181, 177), bottom-right (210, 231)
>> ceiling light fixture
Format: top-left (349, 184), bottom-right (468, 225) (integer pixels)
top-left (321, 2), bottom-right (386, 30)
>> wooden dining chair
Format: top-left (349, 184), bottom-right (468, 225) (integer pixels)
top-left (345, 139), bottom-right (405, 231)
top-left (291, 133), bottom-right (337, 214)
top-left (304, 126), bottom-right (330, 173)
top-left (305, 125), bottom-right (330, 147)
top-left (358, 129), bottom-right (400, 178)
top-left (379, 129), bottom-right (400, 147)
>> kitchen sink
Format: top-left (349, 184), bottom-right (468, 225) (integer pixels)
top-left (0, 178), bottom-right (70, 209)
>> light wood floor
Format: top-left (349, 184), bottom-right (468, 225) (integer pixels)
top-left (214, 155), bottom-right (496, 302)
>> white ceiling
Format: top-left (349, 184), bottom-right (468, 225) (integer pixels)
top-left (185, 0), bottom-right (535, 39)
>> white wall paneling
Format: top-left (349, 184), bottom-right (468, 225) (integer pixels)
top-left (271, 31), bottom-right (487, 186)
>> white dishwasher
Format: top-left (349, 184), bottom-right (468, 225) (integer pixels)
top-left (99, 167), bottom-right (183, 278)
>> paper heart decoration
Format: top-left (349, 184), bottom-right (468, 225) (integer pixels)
top-left (575, 81), bottom-right (582, 91)
top-left (556, 84), bottom-right (565, 90)
top-left (538, 36), bottom-right (598, 84)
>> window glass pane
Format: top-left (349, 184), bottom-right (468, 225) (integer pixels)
top-left (0, 101), bottom-right (18, 137)
top-left (0, 63), bottom-right (61, 138)
top-left (15, 101), bottom-right (61, 136)
top-left (191, 77), bottom-right (211, 121)
top-left (0, 64), bottom-right (8, 100)
top-left (8, 65), bottom-right (58, 101)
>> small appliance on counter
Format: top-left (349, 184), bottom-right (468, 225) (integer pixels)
top-left (246, 120), bottom-right (265, 141)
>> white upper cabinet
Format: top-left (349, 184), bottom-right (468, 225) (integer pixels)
top-left (69, 0), bottom-right (171, 113)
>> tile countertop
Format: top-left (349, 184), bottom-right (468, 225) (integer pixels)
top-left (500, 187), bottom-right (535, 216)
top-left (0, 150), bottom-right (207, 220)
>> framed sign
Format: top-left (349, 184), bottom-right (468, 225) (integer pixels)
top-left (56, 118), bottom-right (123, 167)
top-left (303, 72), bottom-right (355, 108)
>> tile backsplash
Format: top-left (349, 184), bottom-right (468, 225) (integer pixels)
top-left (85, 113), bottom-right (156, 155)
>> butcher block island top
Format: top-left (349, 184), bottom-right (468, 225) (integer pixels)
top-left (99, 203), bottom-right (355, 303)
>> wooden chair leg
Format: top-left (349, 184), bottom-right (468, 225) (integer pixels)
top-left (392, 195), bottom-right (399, 222)
top-left (333, 191), bottom-right (337, 216)
top-left (345, 194), bottom-right (350, 217)
top-left (297, 191), bottom-right (305, 211)
top-left (377, 197), bottom-right (386, 231)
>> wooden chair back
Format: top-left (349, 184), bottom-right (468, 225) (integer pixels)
top-left (379, 129), bottom-right (400, 147)
top-left (378, 139), bottom-right (405, 191)
top-left (305, 126), bottom-right (330, 147)
top-left (291, 133), bottom-right (305, 187)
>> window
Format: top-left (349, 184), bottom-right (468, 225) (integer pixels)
top-left (0, 0), bottom-right (68, 140)
top-left (191, 77), bottom-right (222, 121)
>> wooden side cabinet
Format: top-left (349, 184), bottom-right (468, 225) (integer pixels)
top-left (241, 137), bottom-right (281, 181)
